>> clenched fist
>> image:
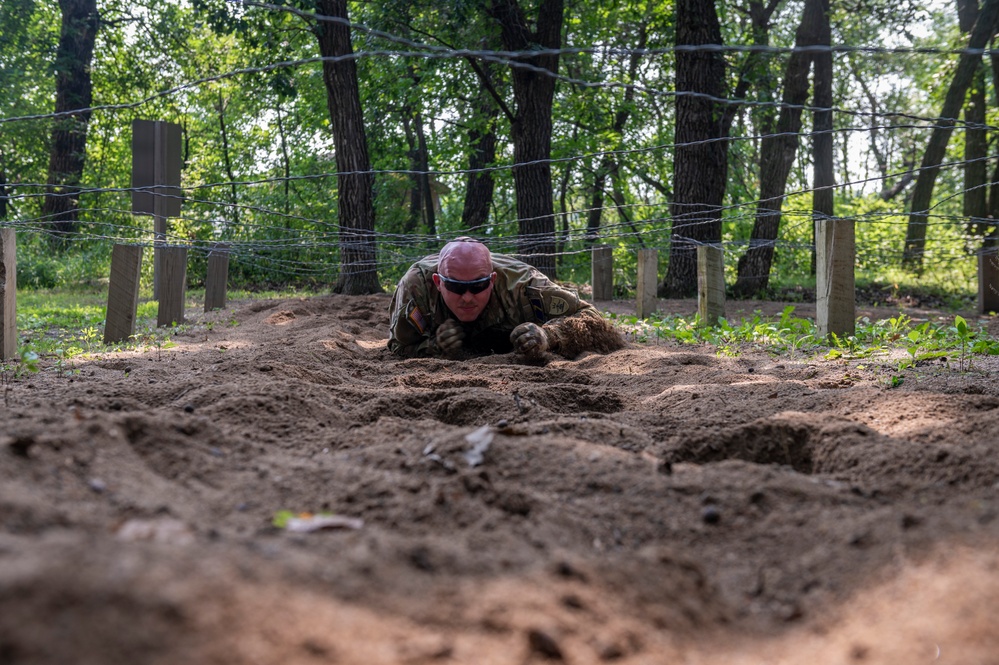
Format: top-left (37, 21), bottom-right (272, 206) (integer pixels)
top-left (435, 319), bottom-right (465, 353)
top-left (510, 322), bottom-right (549, 357)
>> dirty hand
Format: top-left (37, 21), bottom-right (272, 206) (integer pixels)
top-left (435, 319), bottom-right (465, 353)
top-left (510, 322), bottom-right (549, 356)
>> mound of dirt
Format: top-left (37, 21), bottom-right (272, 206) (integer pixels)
top-left (1, 293), bottom-right (998, 665)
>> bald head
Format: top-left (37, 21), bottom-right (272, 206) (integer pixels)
top-left (438, 239), bottom-right (492, 279)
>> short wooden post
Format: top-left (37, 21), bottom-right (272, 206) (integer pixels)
top-left (816, 216), bottom-right (855, 338)
top-left (104, 245), bottom-right (144, 344)
top-left (697, 245), bottom-right (726, 326)
top-left (978, 248), bottom-right (999, 314)
top-left (157, 246), bottom-right (187, 327)
top-left (636, 248), bottom-right (659, 319)
top-left (591, 245), bottom-right (613, 301)
top-left (0, 228), bottom-right (16, 360)
top-left (204, 243), bottom-right (230, 312)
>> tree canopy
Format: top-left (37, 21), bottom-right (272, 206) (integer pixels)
top-left (0, 0), bottom-right (993, 296)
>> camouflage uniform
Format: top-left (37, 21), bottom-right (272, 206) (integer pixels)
top-left (388, 252), bottom-right (608, 358)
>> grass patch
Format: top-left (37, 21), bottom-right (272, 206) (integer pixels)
top-left (608, 305), bottom-right (999, 376)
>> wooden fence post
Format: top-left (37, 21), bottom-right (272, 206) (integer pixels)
top-left (157, 246), bottom-right (187, 327)
top-left (1, 228), bottom-right (15, 360)
top-left (816, 216), bottom-right (856, 338)
top-left (636, 248), bottom-right (659, 319)
top-left (205, 243), bottom-right (230, 312)
top-left (979, 248), bottom-right (999, 315)
top-left (104, 245), bottom-right (144, 344)
top-left (591, 245), bottom-right (613, 301)
top-left (697, 245), bottom-right (726, 326)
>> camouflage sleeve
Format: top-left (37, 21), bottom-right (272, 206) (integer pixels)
top-left (525, 279), bottom-right (624, 358)
top-left (388, 267), bottom-right (438, 358)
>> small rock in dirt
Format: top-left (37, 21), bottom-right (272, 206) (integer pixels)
top-left (900, 513), bottom-right (922, 530)
top-left (88, 478), bottom-right (107, 493)
top-left (554, 560), bottom-right (588, 581)
top-left (5, 435), bottom-right (35, 457)
top-left (408, 545), bottom-right (435, 572)
top-left (109, 401), bottom-right (122, 411)
top-left (527, 628), bottom-right (564, 660)
top-left (599, 641), bottom-right (626, 661)
top-left (702, 505), bottom-right (721, 525)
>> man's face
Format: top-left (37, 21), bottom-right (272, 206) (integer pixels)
top-left (433, 265), bottom-right (495, 322)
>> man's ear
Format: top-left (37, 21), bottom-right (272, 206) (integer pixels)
top-left (432, 273), bottom-right (442, 289)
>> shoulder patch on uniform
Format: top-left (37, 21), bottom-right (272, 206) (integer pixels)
top-left (548, 296), bottom-right (569, 315)
top-left (529, 296), bottom-right (547, 323)
top-left (408, 305), bottom-right (428, 333)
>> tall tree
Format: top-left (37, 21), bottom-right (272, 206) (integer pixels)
top-left (733, 0), bottom-right (826, 296)
top-left (40, 0), bottom-right (99, 247)
top-left (461, 63), bottom-right (502, 231)
top-left (903, 0), bottom-right (999, 271)
top-left (957, 0), bottom-right (989, 235)
top-left (812, 0), bottom-right (834, 242)
top-left (487, 0), bottom-right (564, 279)
top-left (663, 0), bottom-right (729, 297)
top-left (584, 20), bottom-right (648, 245)
top-left (314, 0), bottom-right (381, 293)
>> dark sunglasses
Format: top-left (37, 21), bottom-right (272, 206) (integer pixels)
top-left (438, 273), bottom-right (494, 295)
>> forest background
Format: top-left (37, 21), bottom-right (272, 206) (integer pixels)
top-left (1, 0), bottom-right (997, 307)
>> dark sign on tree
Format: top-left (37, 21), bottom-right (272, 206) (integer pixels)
top-left (131, 119), bottom-right (182, 218)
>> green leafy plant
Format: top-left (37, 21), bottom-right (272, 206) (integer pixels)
top-left (1, 350), bottom-right (40, 407)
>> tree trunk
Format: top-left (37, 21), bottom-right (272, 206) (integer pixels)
top-left (275, 102), bottom-right (291, 216)
top-left (41, 0), bottom-right (98, 248)
top-left (903, 0), bottom-right (999, 271)
top-left (315, 0), bottom-right (381, 294)
top-left (812, 0), bottom-right (834, 229)
top-left (488, 0), bottom-right (563, 279)
top-left (957, 0), bottom-right (989, 235)
top-left (401, 114), bottom-right (423, 234)
top-left (965, 65), bottom-right (988, 234)
top-left (0, 170), bottom-right (8, 219)
top-left (663, 0), bottom-right (728, 298)
top-left (585, 22), bottom-right (648, 244)
top-left (462, 76), bottom-right (499, 231)
top-left (733, 0), bottom-right (826, 296)
top-left (216, 90), bottom-right (241, 229)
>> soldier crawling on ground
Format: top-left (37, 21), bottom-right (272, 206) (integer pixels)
top-left (388, 237), bottom-right (625, 360)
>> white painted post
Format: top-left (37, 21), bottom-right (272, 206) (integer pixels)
top-left (697, 245), bottom-right (726, 326)
top-left (816, 216), bottom-right (855, 338)
top-left (591, 245), bottom-right (613, 301)
top-left (0, 228), bottom-right (15, 360)
top-left (979, 248), bottom-right (999, 315)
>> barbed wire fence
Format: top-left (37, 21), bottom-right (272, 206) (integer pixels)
top-left (1, 6), bottom-right (996, 299)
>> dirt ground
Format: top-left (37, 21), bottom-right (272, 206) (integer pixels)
top-left (2, 292), bottom-right (999, 665)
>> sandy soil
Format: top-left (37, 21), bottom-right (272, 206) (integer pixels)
top-left (2, 293), bottom-right (998, 665)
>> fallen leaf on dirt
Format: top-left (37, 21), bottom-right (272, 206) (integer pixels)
top-left (463, 425), bottom-right (495, 467)
top-left (282, 514), bottom-right (365, 533)
top-left (115, 518), bottom-right (195, 546)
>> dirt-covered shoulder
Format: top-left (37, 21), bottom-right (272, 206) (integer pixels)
top-left (2, 293), bottom-right (998, 665)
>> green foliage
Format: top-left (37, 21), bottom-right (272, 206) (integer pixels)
top-left (609, 306), bottom-right (999, 377)
top-left (7, 287), bottom-right (246, 379)
top-left (0, 0), bottom-right (991, 307)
